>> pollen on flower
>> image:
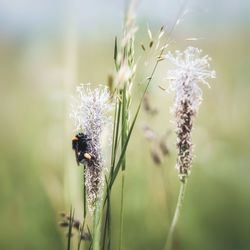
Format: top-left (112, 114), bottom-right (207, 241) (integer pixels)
top-left (166, 47), bottom-right (215, 181)
top-left (70, 83), bottom-right (113, 213)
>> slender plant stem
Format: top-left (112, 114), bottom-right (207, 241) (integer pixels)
top-left (92, 187), bottom-right (107, 250)
top-left (83, 165), bottom-right (87, 219)
top-left (118, 85), bottom-right (128, 250)
top-left (103, 92), bottom-right (122, 248)
top-left (107, 191), bottom-right (111, 250)
top-left (118, 170), bottom-right (126, 250)
top-left (165, 180), bottom-right (187, 250)
top-left (67, 207), bottom-right (74, 250)
top-left (102, 177), bottom-right (111, 250)
top-left (92, 204), bottom-right (101, 250)
top-left (111, 94), bottom-right (122, 174)
top-left (77, 221), bottom-right (85, 250)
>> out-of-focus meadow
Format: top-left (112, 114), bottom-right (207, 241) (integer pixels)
top-left (1, 0), bottom-right (250, 249)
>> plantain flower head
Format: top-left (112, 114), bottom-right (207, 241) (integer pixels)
top-left (70, 83), bottom-right (113, 213)
top-left (166, 47), bottom-right (215, 181)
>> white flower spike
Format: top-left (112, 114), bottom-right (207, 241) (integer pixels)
top-left (166, 47), bottom-right (215, 181)
top-left (70, 83), bottom-right (113, 213)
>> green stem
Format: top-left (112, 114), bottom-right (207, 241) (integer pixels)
top-left (102, 92), bottom-right (123, 250)
top-left (67, 207), bottom-right (74, 250)
top-left (118, 85), bottom-right (128, 250)
top-left (102, 178), bottom-right (111, 250)
top-left (111, 94), bottom-right (122, 174)
top-left (165, 180), bottom-right (187, 250)
top-left (92, 189), bottom-right (106, 250)
top-left (83, 165), bottom-right (87, 219)
top-left (77, 222), bottom-right (85, 250)
top-left (118, 171), bottom-right (126, 250)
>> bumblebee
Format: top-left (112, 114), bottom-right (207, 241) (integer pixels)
top-left (72, 133), bottom-right (92, 165)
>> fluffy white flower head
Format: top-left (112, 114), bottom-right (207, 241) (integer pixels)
top-left (166, 46), bottom-right (216, 113)
top-left (166, 47), bottom-right (216, 181)
top-left (70, 83), bottom-right (113, 213)
top-left (70, 83), bottom-right (113, 137)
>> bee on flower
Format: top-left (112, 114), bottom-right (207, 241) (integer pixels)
top-left (70, 83), bottom-right (113, 213)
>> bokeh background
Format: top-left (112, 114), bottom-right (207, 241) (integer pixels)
top-left (1, 0), bottom-right (250, 249)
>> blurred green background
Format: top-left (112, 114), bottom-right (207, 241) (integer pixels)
top-left (1, 0), bottom-right (250, 249)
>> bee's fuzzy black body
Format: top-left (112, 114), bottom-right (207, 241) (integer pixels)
top-left (72, 133), bottom-right (91, 165)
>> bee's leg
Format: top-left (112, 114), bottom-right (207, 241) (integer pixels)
top-left (74, 150), bottom-right (80, 166)
top-left (78, 151), bottom-right (85, 162)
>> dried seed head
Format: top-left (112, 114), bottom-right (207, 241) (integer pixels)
top-left (166, 47), bottom-right (215, 181)
top-left (114, 62), bottom-right (135, 88)
top-left (141, 124), bottom-right (171, 166)
top-left (141, 124), bottom-right (157, 141)
top-left (141, 43), bottom-right (146, 51)
top-left (73, 220), bottom-right (80, 230)
top-left (81, 232), bottom-right (91, 241)
top-left (60, 212), bottom-right (66, 218)
top-left (150, 147), bottom-right (162, 165)
top-left (114, 1), bottom-right (137, 92)
top-left (149, 40), bottom-right (154, 48)
top-left (159, 139), bottom-right (169, 156)
top-left (70, 83), bottom-right (113, 212)
top-left (59, 221), bottom-right (69, 227)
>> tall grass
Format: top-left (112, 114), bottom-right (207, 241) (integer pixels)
top-left (64, 1), bottom-right (216, 250)
top-left (91, 1), bottom-right (185, 247)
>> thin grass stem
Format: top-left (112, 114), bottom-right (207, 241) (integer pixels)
top-left (165, 180), bottom-right (187, 250)
top-left (77, 222), bottom-right (84, 250)
top-left (102, 177), bottom-right (111, 250)
top-left (110, 97), bottom-right (118, 166)
top-left (83, 165), bottom-right (87, 219)
top-left (102, 92), bottom-right (122, 248)
top-left (111, 96), bottom-right (122, 175)
top-left (118, 171), bottom-right (126, 250)
top-left (92, 181), bottom-right (108, 250)
top-left (119, 85), bottom-right (128, 250)
top-left (67, 207), bottom-right (74, 250)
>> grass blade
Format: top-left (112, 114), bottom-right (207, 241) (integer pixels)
top-left (83, 165), bottom-right (87, 219)
top-left (111, 95), bottom-right (122, 175)
top-left (67, 207), bottom-right (74, 250)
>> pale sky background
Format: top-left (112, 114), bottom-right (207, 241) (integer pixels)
top-left (0, 0), bottom-right (249, 37)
